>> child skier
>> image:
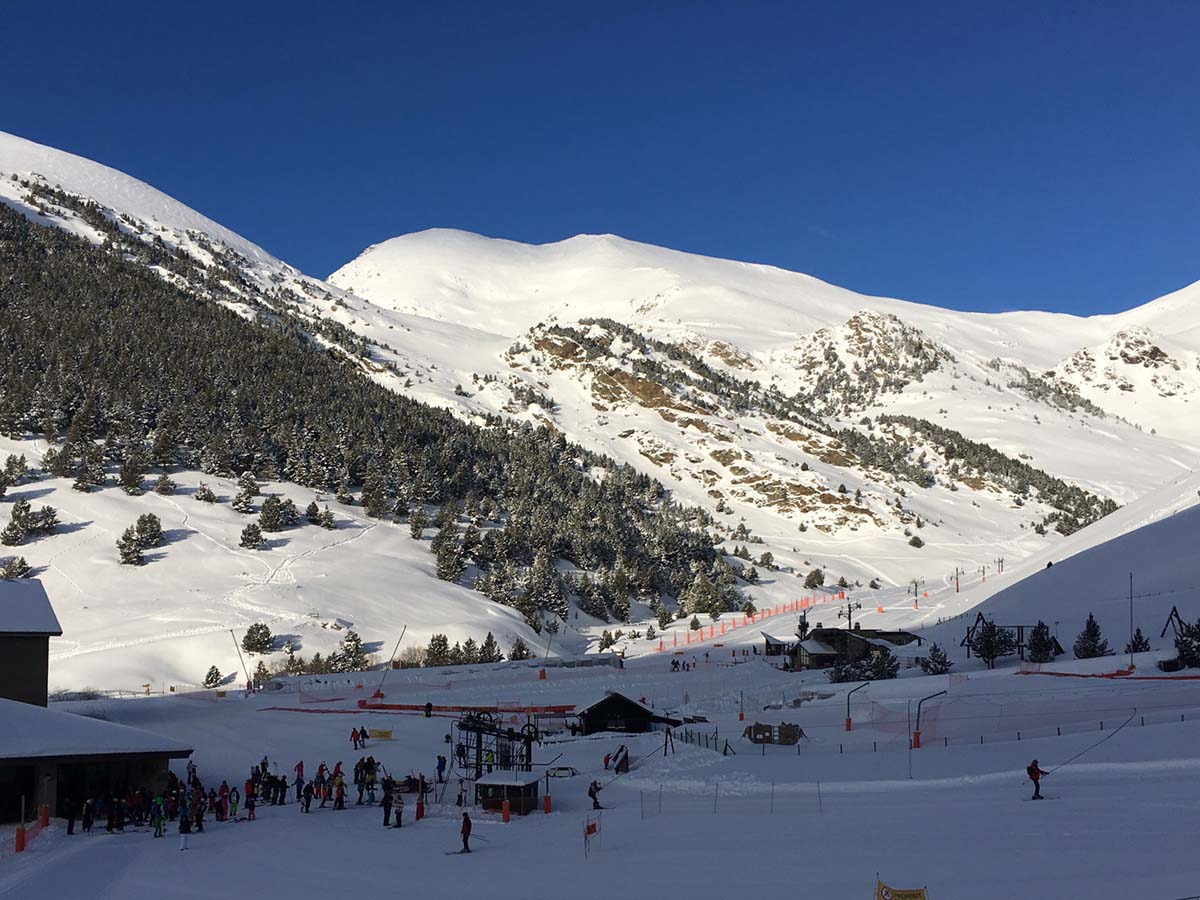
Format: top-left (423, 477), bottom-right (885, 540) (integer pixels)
top-left (1027, 759), bottom-right (1050, 799)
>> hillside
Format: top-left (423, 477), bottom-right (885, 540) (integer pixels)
top-left (3, 128), bottom-right (1200, 690)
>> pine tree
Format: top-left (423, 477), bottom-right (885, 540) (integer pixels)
top-left (237, 471), bottom-right (260, 497)
top-left (1, 555), bottom-right (32, 579)
top-left (232, 490), bottom-right (255, 514)
top-left (689, 615), bottom-right (701, 631)
top-left (1175, 620), bottom-right (1200, 669)
top-left (118, 447), bottom-right (147, 495)
top-left (1027, 621), bottom-right (1057, 663)
top-left (918, 642), bottom-right (953, 675)
top-left (135, 513), bottom-right (163, 549)
top-left (655, 605), bottom-right (673, 629)
top-left (426, 633), bottom-right (451, 666)
top-left (868, 648), bottom-right (900, 680)
top-left (1, 519), bottom-right (25, 547)
top-left (239, 522), bottom-right (265, 550)
top-left (333, 630), bottom-right (369, 672)
top-left (968, 618), bottom-right (1017, 669)
top-left (242, 623), bottom-right (274, 654)
top-left (319, 506), bottom-right (336, 529)
top-left (804, 568), bottom-right (825, 589)
top-left (305, 501), bottom-right (322, 525)
top-left (646, 623), bottom-right (656, 641)
top-left (194, 483), bottom-right (217, 503)
top-left (508, 636), bottom-right (534, 661)
top-left (1072, 613), bottom-right (1109, 659)
top-left (362, 463), bottom-right (391, 518)
top-left (253, 660), bottom-right (270, 688)
top-left (409, 508), bottom-right (428, 539)
top-left (827, 658), bottom-right (867, 683)
top-left (259, 495), bottom-right (283, 532)
top-left (203, 665), bottom-right (222, 688)
top-left (278, 498), bottom-right (300, 528)
top-left (1124, 628), bottom-right (1151, 655)
top-left (478, 632), bottom-right (503, 663)
top-left (153, 473), bottom-right (177, 495)
top-left (435, 537), bottom-right (465, 582)
top-left (447, 642), bottom-right (465, 666)
top-left (116, 526), bottom-right (143, 565)
top-left (461, 637), bottom-right (479, 664)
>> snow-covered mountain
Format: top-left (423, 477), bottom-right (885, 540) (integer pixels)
top-left (3, 128), bottom-right (1199, 690)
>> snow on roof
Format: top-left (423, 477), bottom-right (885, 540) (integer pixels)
top-left (761, 632), bottom-right (795, 645)
top-left (798, 638), bottom-right (837, 656)
top-left (860, 636), bottom-right (908, 650)
top-left (0, 579), bottom-right (62, 636)
top-left (573, 691), bottom-right (655, 716)
top-left (476, 771), bottom-right (540, 787)
top-left (0, 698), bottom-right (192, 761)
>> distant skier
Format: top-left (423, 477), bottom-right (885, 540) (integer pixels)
top-left (436, 754), bottom-right (447, 783)
top-left (588, 780), bottom-right (602, 810)
top-left (178, 809), bottom-right (191, 851)
top-left (351, 728), bottom-right (361, 750)
top-left (302, 780), bottom-right (314, 813)
top-left (230, 786), bottom-right (240, 819)
top-left (381, 777), bottom-right (393, 827)
top-left (1027, 759), bottom-right (1050, 800)
top-left (460, 811), bottom-right (472, 852)
top-left (360, 724), bottom-right (370, 747)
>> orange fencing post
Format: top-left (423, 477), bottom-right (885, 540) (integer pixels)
top-left (877, 605), bottom-right (884, 614)
top-left (38, 805), bottom-right (48, 828)
top-left (502, 799), bottom-right (511, 823)
top-left (14, 826), bottom-right (24, 853)
top-left (544, 793), bottom-right (552, 814)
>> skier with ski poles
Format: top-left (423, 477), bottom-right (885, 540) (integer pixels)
top-left (588, 780), bottom-right (602, 810)
top-left (1027, 759), bottom-right (1050, 800)
top-left (460, 811), bottom-right (472, 852)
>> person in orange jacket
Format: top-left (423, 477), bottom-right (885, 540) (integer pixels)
top-left (351, 728), bottom-right (361, 750)
top-left (1027, 759), bottom-right (1050, 799)
top-left (460, 811), bottom-right (472, 852)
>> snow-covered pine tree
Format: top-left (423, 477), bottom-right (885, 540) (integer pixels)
top-left (409, 508), bottom-right (428, 539)
top-left (153, 473), bottom-right (176, 495)
top-left (253, 660), bottom-right (270, 688)
top-left (1072, 613), bottom-right (1109, 659)
top-left (237, 471), bottom-right (260, 497)
top-left (1176, 620), bottom-right (1200, 668)
top-left (319, 506), bottom-right (336, 529)
top-left (918, 641), bottom-right (953, 674)
top-left (1, 519), bottom-right (25, 546)
top-left (1027, 621), bottom-right (1057, 663)
top-left (239, 522), bottom-right (265, 549)
top-left (118, 447), bottom-right (147, 495)
top-left (194, 483), bottom-right (217, 503)
top-left (361, 463), bottom-right (391, 518)
top-left (1, 556), bottom-right (32, 579)
top-left (435, 533), bottom-right (465, 582)
top-left (461, 637), bottom-right (480, 664)
top-left (203, 666), bottom-right (222, 688)
top-left (116, 526), bottom-right (143, 565)
top-left (278, 498), bottom-right (300, 528)
top-left (135, 513), bottom-right (163, 549)
top-left (305, 501), bottom-right (322, 525)
top-left (646, 623), bottom-right (656, 640)
top-left (804, 568), bottom-right (825, 589)
top-left (689, 615), bottom-right (701, 631)
top-left (232, 490), bottom-right (255, 514)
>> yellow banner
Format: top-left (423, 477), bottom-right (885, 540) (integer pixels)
top-left (367, 728), bottom-right (393, 740)
top-left (876, 881), bottom-right (927, 900)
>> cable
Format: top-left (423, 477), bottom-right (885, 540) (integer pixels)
top-left (1047, 709), bottom-right (1138, 775)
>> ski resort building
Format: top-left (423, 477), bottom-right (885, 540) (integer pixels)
top-left (0, 579), bottom-right (62, 707)
top-left (574, 692), bottom-right (679, 735)
top-left (791, 624), bottom-right (924, 670)
top-left (0, 580), bottom-right (192, 821)
top-left (475, 771), bottom-right (541, 815)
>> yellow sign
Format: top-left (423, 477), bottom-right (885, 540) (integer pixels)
top-left (876, 881), bottom-right (927, 900)
top-left (368, 728), bottom-right (393, 740)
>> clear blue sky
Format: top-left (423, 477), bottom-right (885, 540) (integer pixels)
top-left (6, 1), bottom-right (1199, 314)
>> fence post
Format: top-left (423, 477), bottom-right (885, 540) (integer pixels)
top-left (770, 782), bottom-right (774, 815)
top-left (713, 782), bottom-right (719, 814)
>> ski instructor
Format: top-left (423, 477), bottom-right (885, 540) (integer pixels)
top-left (1027, 759), bottom-right (1050, 800)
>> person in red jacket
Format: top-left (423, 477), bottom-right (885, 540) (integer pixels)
top-left (1027, 759), bottom-right (1050, 799)
top-left (460, 811), bottom-right (472, 853)
top-left (351, 728), bottom-right (361, 750)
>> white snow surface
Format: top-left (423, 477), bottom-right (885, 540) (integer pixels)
top-left (0, 697), bottom-right (190, 760)
top-left (0, 580), bottom-right (62, 635)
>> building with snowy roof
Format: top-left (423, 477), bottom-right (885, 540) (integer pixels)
top-left (574, 692), bottom-right (679, 735)
top-left (791, 624), bottom-right (924, 670)
top-left (0, 580), bottom-right (192, 821)
top-left (0, 579), bottom-right (62, 707)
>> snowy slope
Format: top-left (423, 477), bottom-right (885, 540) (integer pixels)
top-left (4, 128), bottom-right (1200, 692)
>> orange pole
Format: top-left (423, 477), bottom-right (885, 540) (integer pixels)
top-left (14, 826), bottom-right (24, 853)
top-left (912, 730), bottom-right (921, 749)
top-left (38, 805), bottom-right (48, 828)
top-left (502, 799), bottom-right (511, 823)
top-left (544, 794), bottom-right (552, 814)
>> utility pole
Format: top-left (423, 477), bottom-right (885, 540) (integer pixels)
top-left (1129, 572), bottom-right (1134, 668)
top-left (837, 601), bottom-right (863, 631)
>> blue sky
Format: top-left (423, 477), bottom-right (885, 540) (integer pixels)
top-left (5, 1), bottom-right (1198, 314)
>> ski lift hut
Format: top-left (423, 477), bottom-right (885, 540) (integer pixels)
top-left (475, 770), bottom-right (540, 815)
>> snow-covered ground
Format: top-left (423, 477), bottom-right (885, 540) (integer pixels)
top-left (5, 651), bottom-right (1200, 899)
